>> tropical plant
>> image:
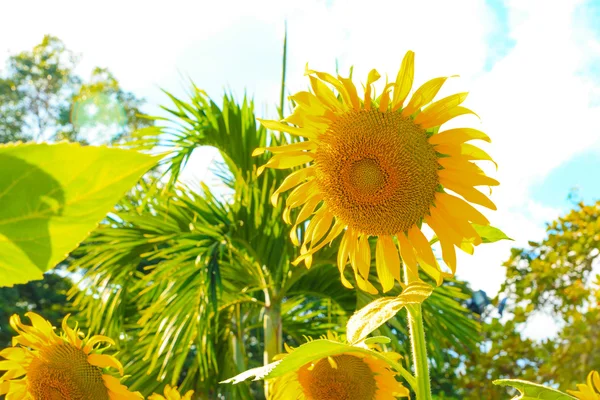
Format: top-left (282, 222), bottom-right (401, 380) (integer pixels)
top-left (66, 86), bottom-right (481, 398)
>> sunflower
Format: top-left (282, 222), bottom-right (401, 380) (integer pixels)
top-left (255, 50), bottom-right (497, 293)
top-left (0, 312), bottom-right (142, 400)
top-left (148, 385), bottom-right (194, 400)
top-left (568, 371), bottom-right (600, 400)
top-left (269, 344), bottom-right (409, 400)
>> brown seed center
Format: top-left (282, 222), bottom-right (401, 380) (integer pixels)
top-left (315, 109), bottom-right (439, 235)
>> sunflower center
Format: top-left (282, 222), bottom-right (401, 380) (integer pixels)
top-left (297, 354), bottom-right (377, 400)
top-left (348, 158), bottom-right (386, 195)
top-left (27, 342), bottom-right (110, 400)
top-left (315, 109), bottom-right (439, 235)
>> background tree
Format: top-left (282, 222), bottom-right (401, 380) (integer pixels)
top-left (0, 35), bottom-right (152, 144)
top-left (433, 200), bottom-right (600, 399)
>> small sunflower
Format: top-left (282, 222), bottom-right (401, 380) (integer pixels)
top-left (148, 384), bottom-right (194, 400)
top-left (269, 342), bottom-right (409, 400)
top-left (0, 312), bottom-right (142, 400)
top-left (568, 371), bottom-right (600, 400)
top-left (255, 50), bottom-right (497, 292)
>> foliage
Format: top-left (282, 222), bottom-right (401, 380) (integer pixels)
top-left (0, 35), bottom-right (152, 144)
top-left (0, 142), bottom-right (156, 286)
top-left (435, 201), bottom-right (600, 398)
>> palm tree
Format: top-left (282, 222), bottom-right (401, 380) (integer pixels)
top-left (69, 86), bottom-right (479, 399)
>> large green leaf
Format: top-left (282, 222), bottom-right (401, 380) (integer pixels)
top-left (0, 142), bottom-right (156, 286)
top-left (493, 379), bottom-right (576, 399)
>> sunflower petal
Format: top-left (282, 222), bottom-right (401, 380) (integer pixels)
top-left (376, 236), bottom-right (399, 292)
top-left (271, 167), bottom-right (315, 205)
top-left (443, 182), bottom-right (497, 210)
top-left (429, 127), bottom-right (491, 145)
top-left (252, 141), bottom-right (318, 157)
top-left (392, 51), bottom-right (415, 111)
top-left (309, 75), bottom-right (344, 113)
top-left (258, 119), bottom-right (318, 139)
top-left (402, 76), bottom-right (450, 117)
top-left (338, 75), bottom-right (360, 110)
top-left (363, 69), bottom-right (381, 110)
top-left (397, 233), bottom-right (418, 279)
top-left (436, 192), bottom-right (490, 225)
top-left (88, 354), bottom-right (124, 375)
top-left (407, 226), bottom-right (437, 268)
top-left (416, 104), bottom-right (478, 129)
top-left (439, 169), bottom-right (499, 187)
top-left (424, 214), bottom-right (457, 273)
top-left (306, 68), bottom-right (353, 109)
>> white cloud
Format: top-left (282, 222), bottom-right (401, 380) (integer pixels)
top-left (2, 0), bottom-right (599, 319)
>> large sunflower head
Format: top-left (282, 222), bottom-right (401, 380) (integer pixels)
top-left (148, 384), bottom-right (194, 400)
top-left (256, 51), bottom-right (498, 293)
top-left (269, 342), bottom-right (409, 400)
top-left (0, 312), bottom-right (142, 400)
top-left (568, 371), bottom-right (600, 400)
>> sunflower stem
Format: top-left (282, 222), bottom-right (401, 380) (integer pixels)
top-left (406, 303), bottom-right (432, 399)
top-left (404, 265), bottom-right (432, 400)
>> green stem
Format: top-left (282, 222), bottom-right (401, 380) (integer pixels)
top-left (406, 303), bottom-right (432, 400)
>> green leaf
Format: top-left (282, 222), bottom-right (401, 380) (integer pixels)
top-left (223, 339), bottom-right (396, 384)
top-left (346, 282), bottom-right (433, 344)
top-left (363, 336), bottom-right (392, 345)
top-left (493, 379), bottom-right (577, 399)
top-left (0, 142), bottom-right (156, 287)
top-left (472, 224), bottom-right (513, 243)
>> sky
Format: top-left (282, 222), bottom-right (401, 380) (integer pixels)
top-left (1, 0), bottom-right (599, 339)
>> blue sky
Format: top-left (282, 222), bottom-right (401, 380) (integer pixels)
top-left (1, 0), bottom-right (599, 339)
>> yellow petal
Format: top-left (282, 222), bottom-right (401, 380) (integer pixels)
top-left (102, 375), bottom-right (143, 399)
top-left (436, 192), bottom-right (490, 225)
top-left (293, 195), bottom-right (322, 226)
top-left (83, 335), bottom-right (115, 354)
top-left (591, 371), bottom-right (600, 391)
top-left (306, 68), bottom-right (353, 110)
top-left (271, 167), bottom-right (315, 205)
top-left (439, 169), bottom-right (499, 187)
top-left (354, 235), bottom-right (372, 279)
top-left (354, 272), bottom-right (379, 294)
top-left (407, 226), bottom-right (437, 268)
top-left (88, 354), bottom-right (124, 375)
top-left (293, 219), bottom-right (345, 265)
top-left (252, 141), bottom-right (318, 157)
top-left (428, 127), bottom-right (491, 145)
top-left (363, 69), bottom-right (381, 110)
top-left (416, 101), bottom-right (478, 129)
top-left (286, 180), bottom-right (318, 209)
top-left (460, 143), bottom-right (498, 169)
top-left (26, 312), bottom-right (55, 339)
top-left (424, 214), bottom-right (457, 273)
top-left (397, 233), bottom-right (418, 279)
top-left (289, 91), bottom-right (329, 115)
top-left (309, 75), bottom-right (344, 113)
top-left (402, 76), bottom-right (450, 117)
top-left (338, 75), bottom-right (360, 110)
top-left (392, 50), bottom-right (415, 111)
top-left (258, 119), bottom-right (318, 139)
top-left (337, 229), bottom-right (355, 289)
top-left (443, 181), bottom-right (497, 210)
top-left (378, 83), bottom-right (395, 112)
top-left (433, 202), bottom-right (482, 247)
top-left (376, 236), bottom-right (399, 292)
